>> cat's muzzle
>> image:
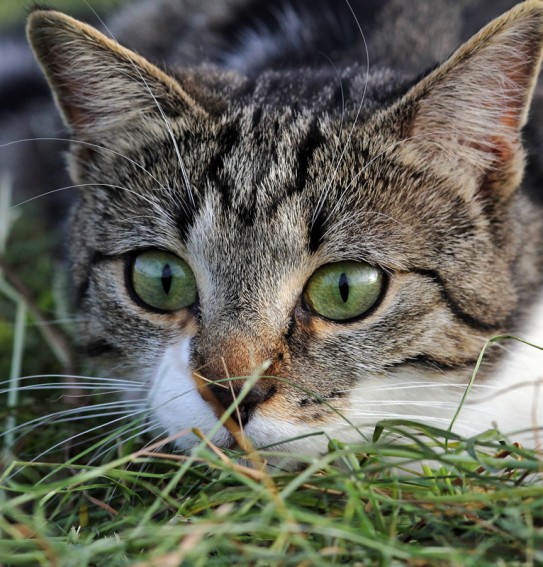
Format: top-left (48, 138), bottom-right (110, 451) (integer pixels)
top-left (206, 382), bottom-right (277, 426)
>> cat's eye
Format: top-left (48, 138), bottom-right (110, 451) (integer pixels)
top-left (130, 250), bottom-right (197, 312)
top-left (304, 261), bottom-right (383, 321)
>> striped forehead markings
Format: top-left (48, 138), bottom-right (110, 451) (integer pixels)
top-left (201, 114), bottom-right (327, 226)
top-left (207, 121), bottom-right (242, 211)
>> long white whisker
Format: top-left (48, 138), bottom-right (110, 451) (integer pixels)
top-left (331, 382), bottom-right (491, 395)
top-left (11, 407), bottom-right (154, 484)
top-left (347, 413), bottom-right (459, 424)
top-left (0, 137), bottom-right (170, 195)
top-left (89, 419), bottom-right (162, 465)
top-left (312, 0), bottom-right (370, 225)
top-left (88, 10), bottom-right (196, 208)
top-left (3, 400), bottom-right (147, 440)
top-left (61, 414), bottom-right (156, 456)
top-left (12, 182), bottom-right (159, 211)
top-left (0, 374), bottom-right (140, 386)
top-left (1, 383), bottom-right (142, 395)
top-left (337, 401), bottom-right (469, 408)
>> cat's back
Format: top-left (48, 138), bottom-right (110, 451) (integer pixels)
top-left (109, 0), bottom-right (520, 75)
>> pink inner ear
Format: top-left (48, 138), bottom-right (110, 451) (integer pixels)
top-left (490, 112), bottom-right (522, 164)
top-left (451, 107), bottom-right (520, 158)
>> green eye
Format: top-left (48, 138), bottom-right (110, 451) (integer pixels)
top-left (304, 261), bottom-right (384, 321)
top-left (131, 250), bottom-right (197, 312)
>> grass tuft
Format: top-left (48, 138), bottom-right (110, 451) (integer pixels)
top-left (1, 179), bottom-right (543, 565)
top-left (1, 419), bottom-right (542, 566)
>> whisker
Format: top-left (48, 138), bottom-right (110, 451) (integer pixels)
top-left (72, 414), bottom-right (156, 456)
top-left (335, 401), bottom-right (471, 408)
top-left (0, 137), bottom-right (170, 196)
top-left (89, 9), bottom-right (196, 208)
top-left (1, 383), bottom-right (143, 395)
top-left (346, 413), bottom-right (460, 425)
top-left (12, 182), bottom-right (160, 211)
top-left (312, 0), bottom-right (370, 226)
top-left (88, 419), bottom-right (162, 465)
top-left (332, 382), bottom-right (491, 395)
top-left (60, 414), bottom-right (155, 457)
top-left (3, 399), bottom-right (147, 440)
top-left (0, 374), bottom-right (141, 387)
top-left (340, 408), bottom-right (460, 417)
top-left (1, 414), bottom-right (150, 485)
top-left (334, 379), bottom-right (538, 395)
top-left (15, 406), bottom-right (155, 481)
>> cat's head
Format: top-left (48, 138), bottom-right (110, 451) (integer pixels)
top-left (27, 2), bottom-right (543, 465)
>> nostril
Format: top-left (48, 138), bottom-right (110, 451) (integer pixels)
top-left (263, 385), bottom-right (277, 402)
top-left (207, 384), bottom-right (236, 410)
top-left (207, 383), bottom-right (277, 426)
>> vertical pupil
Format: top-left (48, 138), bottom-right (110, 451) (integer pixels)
top-left (338, 272), bottom-right (349, 303)
top-left (161, 263), bottom-right (172, 294)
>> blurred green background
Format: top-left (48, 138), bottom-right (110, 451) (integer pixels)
top-left (0, 0), bottom-right (128, 380)
top-left (0, 0), bottom-right (125, 29)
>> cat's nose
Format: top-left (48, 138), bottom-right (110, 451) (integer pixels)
top-left (207, 382), bottom-right (277, 426)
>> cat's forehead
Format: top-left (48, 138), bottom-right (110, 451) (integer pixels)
top-left (208, 66), bottom-right (411, 117)
top-left (181, 119), bottom-right (411, 273)
top-left (180, 98), bottom-right (395, 214)
top-left (94, 100), bottom-right (436, 263)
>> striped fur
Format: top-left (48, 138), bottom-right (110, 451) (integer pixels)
top-left (27, 0), bottom-right (543, 466)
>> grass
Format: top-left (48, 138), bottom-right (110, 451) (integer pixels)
top-left (1, 4), bottom-right (543, 560)
top-left (1, 412), bottom-right (542, 565)
top-left (1, 176), bottom-right (543, 566)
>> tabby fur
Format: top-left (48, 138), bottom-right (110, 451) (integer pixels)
top-left (26, 0), bottom-right (543, 466)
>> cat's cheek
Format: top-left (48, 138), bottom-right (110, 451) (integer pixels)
top-left (148, 340), bottom-right (232, 450)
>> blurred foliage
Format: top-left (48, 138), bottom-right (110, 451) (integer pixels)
top-left (0, 0), bottom-right (126, 29)
top-left (0, 202), bottom-right (61, 379)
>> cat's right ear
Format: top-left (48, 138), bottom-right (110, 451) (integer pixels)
top-left (389, 0), bottom-right (543, 200)
top-left (26, 9), bottom-right (207, 137)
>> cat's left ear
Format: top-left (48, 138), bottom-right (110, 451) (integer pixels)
top-left (393, 0), bottom-right (543, 197)
top-left (27, 9), bottom-right (207, 138)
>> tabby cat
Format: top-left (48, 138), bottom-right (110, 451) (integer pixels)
top-left (25, 0), bottom-right (543, 467)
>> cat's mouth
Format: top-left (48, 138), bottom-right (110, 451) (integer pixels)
top-left (193, 372), bottom-right (260, 454)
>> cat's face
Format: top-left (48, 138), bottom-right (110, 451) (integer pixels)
top-left (28, 3), bottom-right (543, 464)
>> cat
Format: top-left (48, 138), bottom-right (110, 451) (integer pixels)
top-left (23, 0), bottom-right (543, 468)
